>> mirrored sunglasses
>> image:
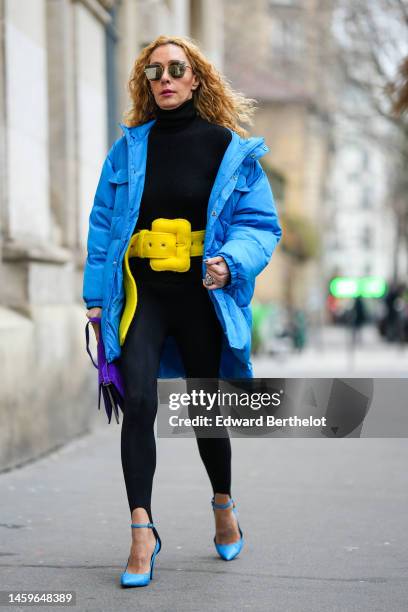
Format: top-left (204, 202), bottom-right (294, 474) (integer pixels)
top-left (144, 61), bottom-right (192, 81)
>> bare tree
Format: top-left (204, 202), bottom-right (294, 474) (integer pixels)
top-left (332, 0), bottom-right (408, 279)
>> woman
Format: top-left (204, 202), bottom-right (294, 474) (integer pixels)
top-left (83, 35), bottom-right (281, 587)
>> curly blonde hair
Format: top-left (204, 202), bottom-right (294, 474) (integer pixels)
top-left (122, 35), bottom-right (257, 138)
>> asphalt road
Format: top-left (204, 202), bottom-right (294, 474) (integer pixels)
top-left (1, 422), bottom-right (407, 611)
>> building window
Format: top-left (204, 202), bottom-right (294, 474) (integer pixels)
top-left (361, 187), bottom-right (372, 209)
top-left (269, 17), bottom-right (304, 62)
top-left (362, 226), bottom-right (372, 249)
top-left (106, 5), bottom-right (119, 145)
top-left (361, 149), bottom-right (369, 171)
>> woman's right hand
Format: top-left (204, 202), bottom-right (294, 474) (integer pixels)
top-left (86, 307), bottom-right (102, 343)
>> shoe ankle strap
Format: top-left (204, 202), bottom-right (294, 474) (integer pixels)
top-left (211, 497), bottom-right (234, 510)
top-left (131, 522), bottom-right (155, 528)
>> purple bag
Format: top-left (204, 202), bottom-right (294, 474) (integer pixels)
top-left (85, 316), bottom-right (125, 424)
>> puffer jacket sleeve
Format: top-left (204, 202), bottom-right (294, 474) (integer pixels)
top-left (216, 159), bottom-right (282, 288)
top-left (82, 144), bottom-right (117, 309)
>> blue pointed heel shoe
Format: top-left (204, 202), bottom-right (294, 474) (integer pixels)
top-left (211, 496), bottom-right (244, 561)
top-left (120, 522), bottom-right (161, 587)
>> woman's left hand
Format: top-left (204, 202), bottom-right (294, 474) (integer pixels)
top-left (203, 256), bottom-right (231, 289)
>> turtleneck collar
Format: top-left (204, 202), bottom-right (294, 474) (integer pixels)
top-left (153, 96), bottom-right (197, 131)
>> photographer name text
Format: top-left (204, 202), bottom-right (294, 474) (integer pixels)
top-left (168, 415), bottom-right (327, 428)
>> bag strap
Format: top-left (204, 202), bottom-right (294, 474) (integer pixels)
top-left (85, 317), bottom-right (101, 369)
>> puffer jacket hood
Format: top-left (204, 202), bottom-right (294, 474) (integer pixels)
top-left (83, 119), bottom-right (282, 378)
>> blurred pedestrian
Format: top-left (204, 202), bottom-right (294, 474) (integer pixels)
top-left (349, 295), bottom-right (367, 347)
top-left (384, 282), bottom-right (406, 343)
top-left (291, 309), bottom-right (307, 352)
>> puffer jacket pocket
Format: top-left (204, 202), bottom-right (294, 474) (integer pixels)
top-left (109, 168), bottom-right (129, 215)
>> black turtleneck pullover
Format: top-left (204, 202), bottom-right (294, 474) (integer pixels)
top-left (129, 97), bottom-right (232, 283)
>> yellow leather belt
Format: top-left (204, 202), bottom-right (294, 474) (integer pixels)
top-left (119, 218), bottom-right (205, 345)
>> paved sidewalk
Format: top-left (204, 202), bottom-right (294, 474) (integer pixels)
top-left (253, 325), bottom-right (408, 377)
top-left (1, 422), bottom-right (407, 611)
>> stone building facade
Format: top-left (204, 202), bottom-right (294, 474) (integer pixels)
top-left (0, 0), bottom-right (223, 470)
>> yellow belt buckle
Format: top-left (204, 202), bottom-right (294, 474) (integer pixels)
top-left (149, 218), bottom-right (191, 272)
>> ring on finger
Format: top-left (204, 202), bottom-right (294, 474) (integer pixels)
top-left (204, 272), bottom-right (215, 286)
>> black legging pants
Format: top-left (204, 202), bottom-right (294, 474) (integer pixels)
top-left (118, 278), bottom-right (231, 523)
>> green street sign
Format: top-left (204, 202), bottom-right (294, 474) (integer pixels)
top-left (329, 277), bottom-right (387, 299)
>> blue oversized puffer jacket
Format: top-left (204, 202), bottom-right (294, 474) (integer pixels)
top-left (83, 119), bottom-right (282, 378)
